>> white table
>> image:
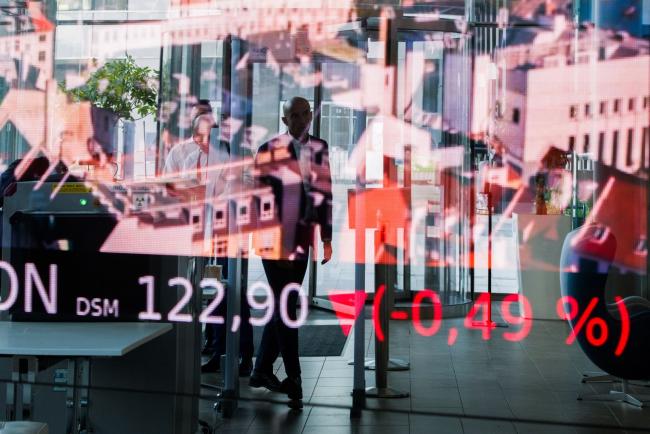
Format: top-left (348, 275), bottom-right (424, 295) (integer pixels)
top-left (0, 322), bottom-right (172, 433)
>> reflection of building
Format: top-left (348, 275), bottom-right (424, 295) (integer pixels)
top-left (489, 12), bottom-right (650, 179)
top-left (0, 2), bottom-right (54, 89)
top-left (0, 89), bottom-right (46, 161)
top-left (571, 164), bottom-right (647, 300)
top-left (127, 141), bottom-right (331, 259)
top-left (580, 165), bottom-right (647, 273)
top-left (125, 178), bottom-right (282, 258)
top-left (0, 2), bottom-right (54, 164)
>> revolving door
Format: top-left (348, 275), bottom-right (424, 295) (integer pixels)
top-left (308, 15), bottom-right (474, 315)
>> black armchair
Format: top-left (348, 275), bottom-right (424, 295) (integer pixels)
top-left (560, 226), bottom-right (650, 407)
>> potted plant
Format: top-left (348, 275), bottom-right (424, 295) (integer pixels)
top-left (60, 55), bottom-right (158, 173)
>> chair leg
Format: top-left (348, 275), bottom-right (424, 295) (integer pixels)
top-left (578, 380), bottom-right (650, 408)
top-left (582, 372), bottom-right (618, 383)
top-left (581, 372), bottom-right (650, 387)
top-left (618, 392), bottom-right (643, 407)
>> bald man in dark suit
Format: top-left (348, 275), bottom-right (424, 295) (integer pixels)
top-left (249, 97), bottom-right (333, 409)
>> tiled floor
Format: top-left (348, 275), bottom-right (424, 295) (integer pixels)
top-left (214, 195), bottom-right (650, 434)
top-left (199, 312), bottom-right (650, 434)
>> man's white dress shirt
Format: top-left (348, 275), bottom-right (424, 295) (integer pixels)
top-left (163, 140), bottom-right (199, 175)
top-left (182, 144), bottom-right (231, 195)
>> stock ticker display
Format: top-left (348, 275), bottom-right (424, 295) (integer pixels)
top-left (0, 0), bottom-right (648, 432)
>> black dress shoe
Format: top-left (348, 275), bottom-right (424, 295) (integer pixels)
top-left (287, 399), bottom-right (303, 410)
top-left (201, 338), bottom-right (215, 356)
top-left (239, 358), bottom-right (253, 377)
top-left (200, 354), bottom-right (220, 373)
top-left (249, 371), bottom-right (281, 391)
top-left (279, 376), bottom-right (303, 409)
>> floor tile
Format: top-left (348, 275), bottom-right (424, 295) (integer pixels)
top-left (409, 414), bottom-right (464, 434)
top-left (205, 315), bottom-right (646, 433)
top-left (461, 418), bottom-right (518, 434)
top-left (514, 422), bottom-right (577, 434)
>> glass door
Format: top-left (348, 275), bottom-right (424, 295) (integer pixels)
top-left (398, 29), bottom-right (473, 310)
top-left (311, 19), bottom-right (473, 312)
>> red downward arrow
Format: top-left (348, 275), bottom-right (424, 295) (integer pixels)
top-left (327, 291), bottom-right (367, 336)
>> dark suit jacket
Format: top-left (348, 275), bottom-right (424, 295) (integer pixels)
top-left (255, 133), bottom-right (332, 260)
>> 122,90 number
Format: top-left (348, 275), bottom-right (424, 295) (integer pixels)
top-left (137, 276), bottom-right (308, 329)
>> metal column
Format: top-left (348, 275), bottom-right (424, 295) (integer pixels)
top-left (219, 36), bottom-right (249, 418)
top-left (365, 8), bottom-right (409, 399)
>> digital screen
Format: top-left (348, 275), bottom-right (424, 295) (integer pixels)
top-left (0, 0), bottom-right (647, 433)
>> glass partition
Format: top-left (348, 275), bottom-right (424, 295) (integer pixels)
top-left (311, 25), bottom-right (473, 312)
top-left (0, 0), bottom-right (648, 431)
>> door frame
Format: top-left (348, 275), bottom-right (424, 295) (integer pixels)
top-left (308, 15), bottom-right (471, 312)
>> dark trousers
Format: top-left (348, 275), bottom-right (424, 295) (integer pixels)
top-left (254, 259), bottom-right (308, 378)
top-left (205, 258), bottom-right (254, 360)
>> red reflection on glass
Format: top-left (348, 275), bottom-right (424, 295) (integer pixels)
top-left (614, 296), bottom-right (630, 357)
top-left (464, 293), bottom-right (495, 340)
top-left (390, 311), bottom-right (409, 320)
top-left (411, 289), bottom-right (442, 337)
top-left (556, 295), bottom-right (630, 356)
top-left (328, 291), bottom-right (367, 337)
top-left (373, 284), bottom-right (386, 342)
top-left (501, 294), bottom-right (532, 342)
top-left (447, 327), bottom-right (458, 346)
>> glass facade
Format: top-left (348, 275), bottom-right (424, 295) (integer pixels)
top-left (0, 0), bottom-right (648, 432)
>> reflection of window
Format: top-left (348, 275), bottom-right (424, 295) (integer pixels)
top-left (612, 130), bottom-right (619, 166)
top-left (216, 240), bottom-right (227, 257)
top-left (642, 127), bottom-right (649, 169)
top-left (214, 203), bottom-right (227, 229)
top-left (200, 41), bottom-right (223, 102)
top-left (626, 128), bottom-right (634, 166)
top-left (584, 103), bottom-right (591, 117)
top-left (628, 98), bottom-right (635, 112)
top-left (57, 0), bottom-right (85, 10)
top-left (613, 99), bottom-right (620, 113)
top-left (58, 0), bottom-right (127, 10)
top-left (0, 121), bottom-right (31, 163)
top-left (599, 101), bottom-right (607, 116)
top-left (634, 237), bottom-right (647, 255)
top-left (598, 132), bottom-right (605, 162)
top-left (320, 102), bottom-right (353, 149)
top-left (512, 108), bottom-right (520, 124)
top-left (93, 0), bottom-right (127, 9)
top-left (495, 101), bottom-right (503, 119)
top-left (569, 105), bottom-right (577, 119)
top-left (235, 198), bottom-right (251, 225)
top-left (421, 59), bottom-right (440, 113)
top-left (257, 195), bottom-right (274, 221)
